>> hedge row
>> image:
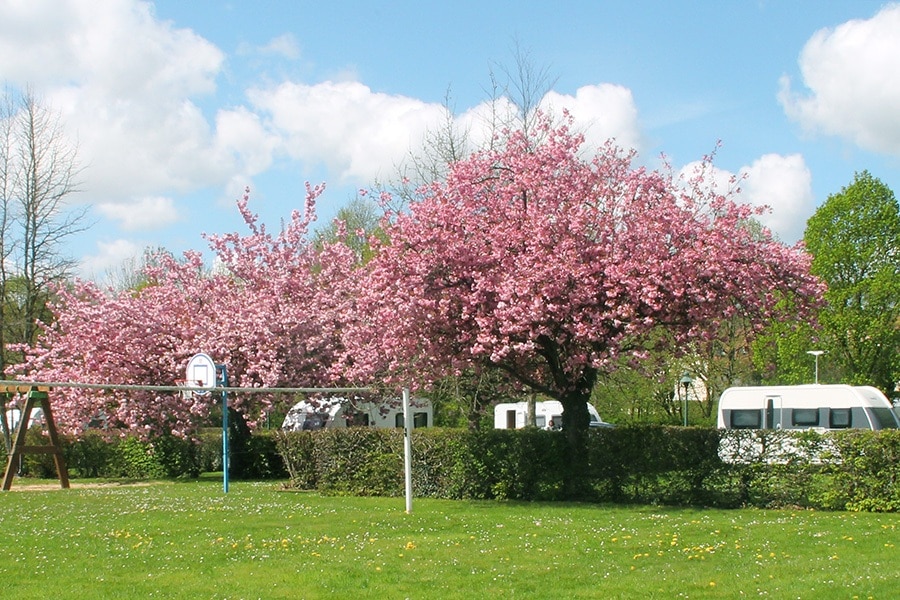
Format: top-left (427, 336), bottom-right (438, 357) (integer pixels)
top-left (1, 428), bottom-right (286, 480)
top-left (4, 425), bottom-right (898, 511)
top-left (275, 426), bottom-right (900, 512)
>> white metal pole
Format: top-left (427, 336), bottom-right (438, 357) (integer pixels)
top-left (219, 364), bottom-right (229, 494)
top-left (402, 387), bottom-right (413, 514)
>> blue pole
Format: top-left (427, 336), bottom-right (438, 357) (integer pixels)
top-left (219, 364), bottom-right (229, 494)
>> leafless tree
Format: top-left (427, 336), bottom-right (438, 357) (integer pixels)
top-left (0, 92), bottom-right (15, 376)
top-left (388, 43), bottom-right (557, 212)
top-left (490, 42), bottom-right (557, 144)
top-left (15, 91), bottom-right (87, 344)
top-left (0, 89), bottom-right (88, 450)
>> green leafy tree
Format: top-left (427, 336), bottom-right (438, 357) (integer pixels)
top-left (750, 295), bottom-right (825, 385)
top-left (313, 195), bottom-right (383, 265)
top-left (428, 368), bottom-right (512, 430)
top-left (804, 171), bottom-right (900, 394)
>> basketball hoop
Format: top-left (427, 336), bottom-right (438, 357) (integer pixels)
top-left (185, 353), bottom-right (217, 396)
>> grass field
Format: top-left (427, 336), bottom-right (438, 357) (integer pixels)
top-left (0, 477), bottom-right (897, 599)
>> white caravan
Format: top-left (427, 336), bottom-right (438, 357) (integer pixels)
top-left (494, 400), bottom-right (612, 430)
top-left (282, 396), bottom-right (433, 431)
top-left (4, 407), bottom-right (43, 431)
top-left (716, 384), bottom-right (900, 431)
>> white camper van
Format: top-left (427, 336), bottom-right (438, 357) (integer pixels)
top-left (4, 407), bottom-right (43, 431)
top-left (494, 400), bottom-right (612, 430)
top-left (282, 397), bottom-right (433, 431)
top-left (717, 384), bottom-right (900, 431)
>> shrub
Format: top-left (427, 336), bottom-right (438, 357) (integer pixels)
top-left (64, 430), bottom-right (116, 478)
top-left (315, 428), bottom-right (403, 496)
top-left (239, 431), bottom-right (287, 480)
top-left (824, 430), bottom-right (900, 512)
top-left (108, 436), bottom-right (167, 479)
top-left (275, 430), bottom-right (317, 489)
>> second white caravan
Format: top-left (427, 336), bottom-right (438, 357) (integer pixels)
top-left (717, 384), bottom-right (899, 431)
top-left (282, 397), bottom-right (433, 430)
top-left (494, 400), bottom-right (613, 430)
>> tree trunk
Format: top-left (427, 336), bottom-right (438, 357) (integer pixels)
top-left (558, 367), bottom-right (597, 500)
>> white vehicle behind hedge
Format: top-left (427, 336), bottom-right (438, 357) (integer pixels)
top-left (717, 384), bottom-right (900, 431)
top-left (282, 396), bottom-right (433, 430)
top-left (494, 400), bottom-right (613, 430)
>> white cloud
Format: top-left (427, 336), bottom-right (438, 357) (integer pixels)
top-left (541, 84), bottom-right (644, 153)
top-left (97, 196), bottom-right (180, 231)
top-left (210, 106), bottom-right (280, 205)
top-left (439, 85), bottom-right (644, 159)
top-left (78, 238), bottom-right (142, 281)
top-left (0, 0), bottom-right (272, 207)
top-left (779, 4), bottom-right (900, 157)
top-left (679, 154), bottom-right (813, 244)
top-left (246, 80), bottom-right (647, 189)
top-left (0, 1), bottom-right (652, 242)
top-left (452, 96), bottom-right (519, 151)
top-left (257, 34), bottom-right (301, 59)
top-left (248, 80), bottom-right (445, 183)
top-left (0, 0), bottom-right (222, 101)
top-left (739, 154), bottom-right (814, 243)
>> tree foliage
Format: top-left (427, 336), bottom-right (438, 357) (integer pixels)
top-left (17, 186), bottom-right (356, 438)
top-left (803, 171), bottom-right (900, 394)
top-left (341, 116), bottom-right (824, 459)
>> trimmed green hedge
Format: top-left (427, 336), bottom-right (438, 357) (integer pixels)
top-left (1, 428), bottom-right (286, 481)
top-left (5, 425), bottom-right (898, 512)
top-left (275, 426), bottom-right (900, 511)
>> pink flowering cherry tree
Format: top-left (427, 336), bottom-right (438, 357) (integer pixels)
top-left (343, 117), bottom-right (823, 467)
top-left (19, 185), bottom-right (357, 438)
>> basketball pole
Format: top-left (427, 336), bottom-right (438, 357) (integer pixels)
top-left (218, 364), bottom-right (229, 494)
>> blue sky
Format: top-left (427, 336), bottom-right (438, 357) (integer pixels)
top-left (1, 1), bottom-right (899, 282)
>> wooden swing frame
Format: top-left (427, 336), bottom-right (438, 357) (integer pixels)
top-left (1, 385), bottom-right (70, 490)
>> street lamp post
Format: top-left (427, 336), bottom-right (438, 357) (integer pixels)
top-left (679, 372), bottom-right (693, 427)
top-left (807, 350), bottom-right (824, 384)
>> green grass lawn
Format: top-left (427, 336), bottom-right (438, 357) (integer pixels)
top-left (0, 478), bottom-right (897, 599)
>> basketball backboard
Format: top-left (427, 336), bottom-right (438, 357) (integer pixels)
top-left (185, 353), bottom-right (217, 395)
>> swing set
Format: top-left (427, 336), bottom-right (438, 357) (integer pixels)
top-left (1, 385), bottom-right (69, 491)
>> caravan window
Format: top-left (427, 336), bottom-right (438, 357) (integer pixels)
top-left (829, 409), bottom-right (852, 429)
top-left (791, 408), bottom-right (819, 427)
top-left (393, 412), bottom-right (431, 428)
top-left (868, 407), bottom-right (899, 430)
top-left (730, 410), bottom-right (761, 429)
top-left (303, 415), bottom-right (327, 430)
top-left (345, 412), bottom-right (370, 427)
